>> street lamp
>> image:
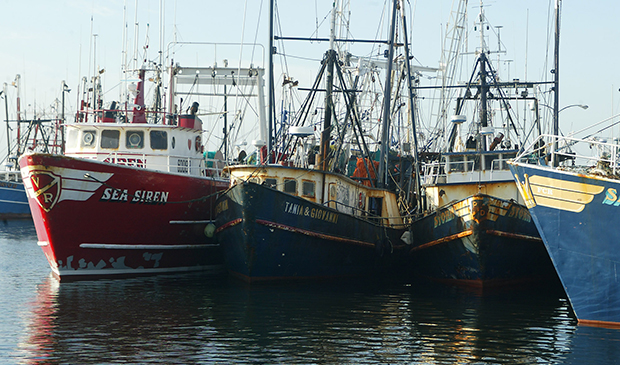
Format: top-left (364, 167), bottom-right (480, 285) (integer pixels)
top-left (529, 102), bottom-right (589, 166)
top-left (532, 102), bottom-right (589, 113)
top-left (559, 104), bottom-right (589, 112)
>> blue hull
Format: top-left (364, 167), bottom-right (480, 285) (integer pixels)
top-left (510, 163), bottom-right (620, 326)
top-left (0, 178), bottom-right (30, 219)
top-left (215, 182), bottom-right (406, 282)
top-left (408, 194), bottom-right (555, 287)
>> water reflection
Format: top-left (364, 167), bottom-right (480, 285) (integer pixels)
top-left (404, 282), bottom-right (576, 363)
top-left (19, 274), bottom-right (583, 364)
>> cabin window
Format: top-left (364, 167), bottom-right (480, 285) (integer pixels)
top-left (302, 180), bottom-right (316, 198)
top-left (65, 129), bottom-right (78, 149)
top-left (264, 178), bottom-right (277, 188)
top-left (484, 154), bottom-right (499, 171)
top-left (248, 177), bottom-right (259, 184)
top-left (81, 130), bottom-right (97, 148)
top-left (448, 156), bottom-right (464, 172)
top-left (283, 179), bottom-right (297, 194)
top-left (126, 131), bottom-right (144, 149)
top-left (100, 130), bottom-right (120, 149)
top-left (466, 155), bottom-right (480, 171)
top-left (150, 130), bottom-right (168, 150)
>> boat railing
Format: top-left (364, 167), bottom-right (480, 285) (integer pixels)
top-left (0, 171), bottom-right (21, 182)
top-left (516, 134), bottom-right (620, 175)
top-left (76, 107), bottom-right (172, 125)
top-left (423, 152), bottom-right (517, 185)
top-left (420, 161), bottom-right (445, 185)
top-left (323, 199), bottom-right (408, 228)
top-left (98, 150), bottom-right (225, 178)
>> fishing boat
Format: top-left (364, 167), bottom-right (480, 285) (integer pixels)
top-left (214, 1), bottom-right (413, 282)
top-left (510, 133), bottom-right (620, 327)
top-left (19, 51), bottom-right (265, 279)
top-left (0, 76), bottom-right (60, 219)
top-left (407, 4), bottom-right (555, 287)
top-left (510, 0), bottom-right (620, 327)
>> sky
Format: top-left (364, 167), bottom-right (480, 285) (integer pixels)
top-left (0, 0), bottom-right (619, 158)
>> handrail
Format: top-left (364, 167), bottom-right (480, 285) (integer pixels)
top-left (516, 134), bottom-right (620, 175)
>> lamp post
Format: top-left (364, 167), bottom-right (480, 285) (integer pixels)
top-left (530, 103), bottom-right (588, 140)
top-left (535, 103), bottom-right (589, 113)
top-left (559, 104), bottom-right (589, 112)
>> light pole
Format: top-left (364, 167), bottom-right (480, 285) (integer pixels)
top-left (559, 104), bottom-right (589, 113)
top-left (535, 103), bottom-right (589, 113)
top-left (530, 103), bottom-right (588, 139)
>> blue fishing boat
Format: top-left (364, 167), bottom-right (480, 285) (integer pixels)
top-left (510, 134), bottom-right (620, 327)
top-left (0, 77), bottom-right (56, 220)
top-left (0, 171), bottom-right (29, 219)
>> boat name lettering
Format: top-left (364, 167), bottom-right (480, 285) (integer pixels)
top-left (536, 186), bottom-right (553, 196)
top-left (100, 188), bottom-right (169, 204)
top-left (284, 202), bottom-right (338, 223)
top-left (0, 181), bottom-right (19, 189)
top-left (216, 199), bottom-right (228, 215)
top-left (103, 157), bottom-right (146, 168)
top-left (434, 209), bottom-right (455, 228)
top-left (602, 188), bottom-right (620, 206)
top-left (309, 208), bottom-right (338, 224)
top-left (284, 202), bottom-right (304, 215)
top-left (507, 205), bottom-right (532, 222)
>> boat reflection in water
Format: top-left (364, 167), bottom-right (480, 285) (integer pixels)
top-left (18, 274), bottom-right (595, 364)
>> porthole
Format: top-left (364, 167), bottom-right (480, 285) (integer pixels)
top-left (83, 132), bottom-right (94, 145)
top-left (82, 131), bottom-right (95, 147)
top-left (126, 131), bottom-right (144, 149)
top-left (128, 133), bottom-right (141, 147)
top-left (172, 136), bottom-right (176, 149)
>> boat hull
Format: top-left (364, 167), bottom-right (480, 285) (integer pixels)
top-left (215, 182), bottom-right (406, 282)
top-left (408, 194), bottom-right (555, 287)
top-left (510, 162), bottom-right (620, 326)
top-left (19, 153), bottom-right (228, 279)
top-left (0, 177), bottom-right (30, 219)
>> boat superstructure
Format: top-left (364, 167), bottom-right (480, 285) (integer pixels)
top-left (20, 46), bottom-right (266, 279)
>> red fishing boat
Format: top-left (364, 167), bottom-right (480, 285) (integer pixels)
top-left (18, 59), bottom-right (264, 279)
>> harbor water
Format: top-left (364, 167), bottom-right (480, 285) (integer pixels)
top-left (1, 220), bottom-right (619, 364)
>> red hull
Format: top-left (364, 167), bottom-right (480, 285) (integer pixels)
top-left (20, 153), bottom-right (228, 279)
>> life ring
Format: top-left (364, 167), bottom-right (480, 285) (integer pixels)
top-left (358, 192), bottom-right (364, 209)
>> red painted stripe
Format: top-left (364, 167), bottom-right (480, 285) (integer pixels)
top-left (255, 218), bottom-right (375, 248)
top-left (409, 230), bottom-right (474, 253)
top-left (485, 229), bottom-right (543, 243)
top-left (215, 218), bottom-right (242, 233)
top-left (578, 319), bottom-right (620, 330)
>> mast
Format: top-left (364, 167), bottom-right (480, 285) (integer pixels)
top-left (268, 0), bottom-right (275, 162)
top-left (377, 0), bottom-right (398, 187)
top-left (552, 0), bottom-right (561, 166)
top-left (13, 75), bottom-right (21, 157)
top-left (479, 52), bottom-right (489, 150)
top-left (318, 3), bottom-right (338, 171)
top-left (2, 84), bottom-right (10, 166)
top-left (398, 0), bottom-right (423, 213)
